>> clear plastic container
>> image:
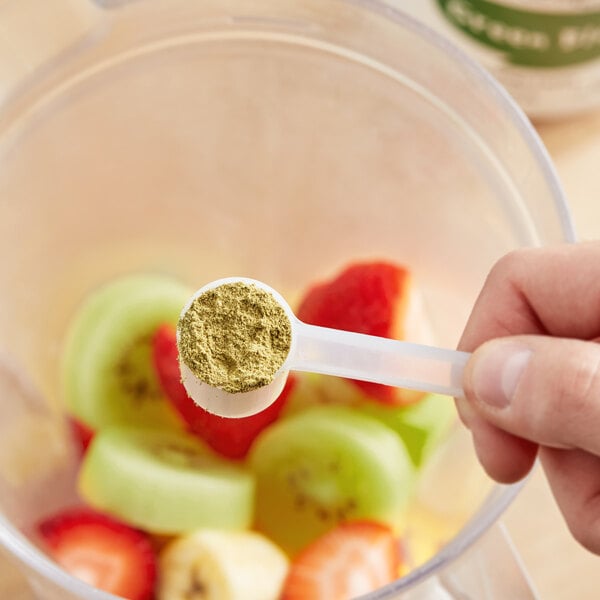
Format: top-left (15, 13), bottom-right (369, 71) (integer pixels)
top-left (0, 1), bottom-right (575, 598)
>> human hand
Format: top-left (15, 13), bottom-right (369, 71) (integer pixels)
top-left (457, 241), bottom-right (600, 553)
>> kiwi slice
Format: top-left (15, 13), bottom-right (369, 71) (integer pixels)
top-left (249, 405), bottom-right (415, 554)
top-left (62, 273), bottom-right (191, 430)
top-left (79, 426), bottom-right (255, 533)
top-left (357, 394), bottom-right (457, 467)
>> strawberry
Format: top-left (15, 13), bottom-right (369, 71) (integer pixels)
top-left (297, 261), bottom-right (423, 405)
top-left (152, 324), bottom-right (295, 459)
top-left (69, 418), bottom-right (94, 454)
top-left (281, 521), bottom-right (401, 600)
top-left (151, 324), bottom-right (191, 420)
top-left (38, 508), bottom-right (157, 600)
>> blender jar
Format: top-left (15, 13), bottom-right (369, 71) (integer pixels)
top-left (0, 0), bottom-right (575, 599)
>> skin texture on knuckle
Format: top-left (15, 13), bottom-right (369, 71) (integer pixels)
top-left (458, 251), bottom-right (544, 353)
top-left (481, 250), bottom-right (524, 294)
top-left (463, 242), bottom-right (600, 353)
top-left (486, 246), bottom-right (544, 289)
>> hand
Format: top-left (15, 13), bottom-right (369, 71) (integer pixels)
top-left (457, 241), bottom-right (600, 554)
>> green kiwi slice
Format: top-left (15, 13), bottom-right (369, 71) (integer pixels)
top-left (249, 405), bottom-right (415, 554)
top-left (62, 273), bottom-right (191, 430)
top-left (357, 394), bottom-right (457, 467)
top-left (79, 426), bottom-right (255, 533)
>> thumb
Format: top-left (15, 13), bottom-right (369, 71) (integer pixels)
top-left (463, 335), bottom-right (600, 454)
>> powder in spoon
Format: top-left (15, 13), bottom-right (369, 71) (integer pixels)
top-left (177, 282), bottom-right (292, 394)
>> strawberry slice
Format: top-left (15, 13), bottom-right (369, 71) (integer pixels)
top-left (281, 521), bottom-right (401, 600)
top-left (38, 508), bottom-right (157, 600)
top-left (68, 418), bottom-right (94, 455)
top-left (152, 324), bottom-right (295, 459)
top-left (297, 261), bottom-right (423, 405)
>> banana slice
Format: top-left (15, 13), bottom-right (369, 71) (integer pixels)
top-left (158, 529), bottom-right (289, 600)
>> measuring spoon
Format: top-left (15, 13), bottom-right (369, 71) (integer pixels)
top-left (178, 278), bottom-right (470, 418)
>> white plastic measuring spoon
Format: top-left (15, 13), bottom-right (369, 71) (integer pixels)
top-left (178, 278), bottom-right (470, 418)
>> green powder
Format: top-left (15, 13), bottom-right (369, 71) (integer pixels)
top-left (177, 282), bottom-right (292, 394)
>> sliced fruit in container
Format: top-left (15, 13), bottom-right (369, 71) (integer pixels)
top-left (38, 507), bottom-right (157, 600)
top-left (158, 529), bottom-right (289, 600)
top-left (281, 520), bottom-right (401, 600)
top-left (282, 372), bottom-right (367, 416)
top-left (296, 261), bottom-right (431, 406)
top-left (152, 323), bottom-right (296, 459)
top-left (357, 393), bottom-right (456, 467)
top-left (78, 426), bottom-right (254, 534)
top-left (62, 273), bottom-right (192, 431)
top-left (285, 385), bottom-right (456, 467)
top-left (249, 405), bottom-right (414, 554)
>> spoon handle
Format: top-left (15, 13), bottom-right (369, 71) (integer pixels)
top-left (290, 320), bottom-right (470, 398)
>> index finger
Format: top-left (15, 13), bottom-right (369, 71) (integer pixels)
top-left (458, 241), bottom-right (600, 352)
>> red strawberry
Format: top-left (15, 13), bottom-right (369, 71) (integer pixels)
top-left (152, 324), bottom-right (295, 459)
top-left (69, 418), bottom-right (94, 454)
top-left (151, 324), bottom-right (191, 419)
top-left (281, 521), bottom-right (401, 600)
top-left (38, 508), bottom-right (157, 600)
top-left (297, 261), bottom-right (423, 405)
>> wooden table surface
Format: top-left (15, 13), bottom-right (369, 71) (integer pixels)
top-left (1, 113), bottom-right (600, 600)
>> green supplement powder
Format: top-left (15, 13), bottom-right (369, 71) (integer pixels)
top-left (177, 282), bottom-right (292, 394)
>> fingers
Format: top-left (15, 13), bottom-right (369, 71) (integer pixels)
top-left (541, 447), bottom-right (600, 554)
top-left (462, 335), bottom-right (600, 454)
top-left (456, 397), bottom-right (538, 483)
top-left (459, 241), bottom-right (600, 353)
top-left (469, 418), bottom-right (538, 483)
top-left (455, 242), bottom-right (600, 554)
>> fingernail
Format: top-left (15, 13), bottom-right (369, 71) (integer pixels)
top-left (470, 342), bottom-right (532, 409)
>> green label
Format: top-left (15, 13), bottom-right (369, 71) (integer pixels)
top-left (437, 0), bottom-right (600, 67)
